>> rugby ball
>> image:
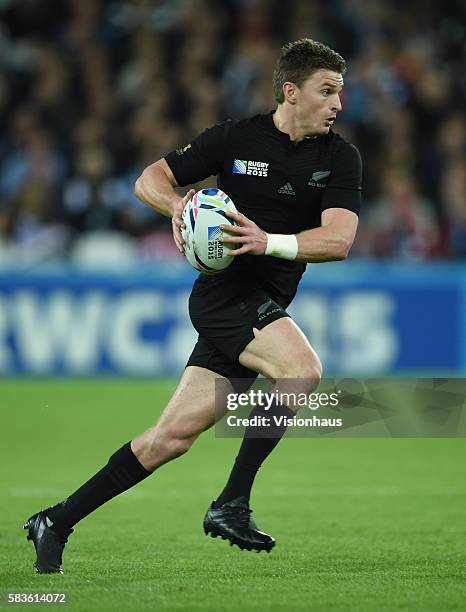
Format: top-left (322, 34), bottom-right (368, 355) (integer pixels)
top-left (182, 188), bottom-right (238, 274)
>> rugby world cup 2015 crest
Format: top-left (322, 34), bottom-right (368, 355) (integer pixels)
top-left (207, 225), bottom-right (224, 259)
top-left (233, 159), bottom-right (269, 177)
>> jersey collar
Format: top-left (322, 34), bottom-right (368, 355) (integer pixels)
top-left (267, 111), bottom-right (326, 145)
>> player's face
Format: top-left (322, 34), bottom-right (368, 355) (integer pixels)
top-left (295, 69), bottom-right (344, 136)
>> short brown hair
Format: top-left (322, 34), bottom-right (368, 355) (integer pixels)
top-left (272, 38), bottom-right (347, 103)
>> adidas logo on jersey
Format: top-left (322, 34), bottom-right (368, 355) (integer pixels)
top-left (278, 182), bottom-right (295, 195)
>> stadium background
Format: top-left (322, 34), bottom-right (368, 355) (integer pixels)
top-left (1, 1), bottom-right (465, 610)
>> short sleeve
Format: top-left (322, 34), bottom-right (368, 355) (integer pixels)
top-left (164, 121), bottom-right (231, 186)
top-left (321, 142), bottom-right (362, 215)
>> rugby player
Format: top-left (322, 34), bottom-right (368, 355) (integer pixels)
top-left (24, 38), bottom-right (361, 573)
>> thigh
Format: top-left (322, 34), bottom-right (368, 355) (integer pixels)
top-left (189, 276), bottom-right (289, 364)
top-left (238, 317), bottom-right (322, 381)
top-left (187, 336), bottom-right (258, 393)
top-left (154, 365), bottom-right (233, 438)
top-left (132, 365), bottom-right (233, 462)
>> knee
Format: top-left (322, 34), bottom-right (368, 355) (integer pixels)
top-left (138, 427), bottom-right (195, 471)
top-left (153, 428), bottom-right (194, 459)
top-left (269, 356), bottom-right (322, 391)
top-left (308, 358), bottom-right (323, 388)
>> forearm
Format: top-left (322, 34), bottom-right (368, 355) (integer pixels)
top-left (134, 164), bottom-right (180, 218)
top-left (295, 226), bottom-right (350, 262)
top-left (265, 226), bottom-right (350, 263)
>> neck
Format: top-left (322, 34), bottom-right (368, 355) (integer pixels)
top-left (273, 106), bottom-right (316, 143)
top-left (272, 105), bottom-right (307, 143)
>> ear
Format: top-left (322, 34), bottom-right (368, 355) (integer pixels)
top-left (282, 82), bottom-right (297, 104)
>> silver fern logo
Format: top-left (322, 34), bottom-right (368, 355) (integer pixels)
top-left (308, 170), bottom-right (330, 187)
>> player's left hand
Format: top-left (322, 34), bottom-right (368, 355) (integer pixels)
top-left (219, 211), bottom-right (268, 256)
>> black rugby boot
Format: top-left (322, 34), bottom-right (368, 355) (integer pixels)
top-left (203, 496), bottom-right (275, 552)
top-left (23, 509), bottom-right (73, 574)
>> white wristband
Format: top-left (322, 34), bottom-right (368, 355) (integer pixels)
top-left (265, 233), bottom-right (298, 260)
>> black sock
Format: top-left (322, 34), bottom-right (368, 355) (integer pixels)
top-left (47, 442), bottom-right (151, 532)
top-left (215, 402), bottom-right (294, 507)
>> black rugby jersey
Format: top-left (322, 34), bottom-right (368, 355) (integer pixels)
top-left (165, 112), bottom-right (362, 307)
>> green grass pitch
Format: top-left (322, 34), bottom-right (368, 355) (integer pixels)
top-left (1, 379), bottom-right (465, 611)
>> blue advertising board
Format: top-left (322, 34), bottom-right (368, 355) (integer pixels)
top-left (0, 261), bottom-right (464, 376)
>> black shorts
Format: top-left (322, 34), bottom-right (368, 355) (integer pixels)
top-left (186, 273), bottom-right (289, 389)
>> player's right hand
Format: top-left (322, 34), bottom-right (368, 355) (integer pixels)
top-left (172, 189), bottom-right (195, 254)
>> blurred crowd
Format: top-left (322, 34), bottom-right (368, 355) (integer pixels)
top-left (0, 0), bottom-right (464, 265)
